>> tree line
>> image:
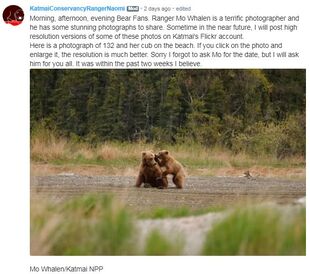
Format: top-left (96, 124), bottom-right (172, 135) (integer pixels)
top-left (30, 69), bottom-right (305, 157)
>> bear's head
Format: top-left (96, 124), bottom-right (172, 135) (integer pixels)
top-left (155, 150), bottom-right (170, 163)
top-left (142, 150), bottom-right (157, 167)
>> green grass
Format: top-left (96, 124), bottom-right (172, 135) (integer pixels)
top-left (31, 195), bottom-right (137, 255)
top-left (202, 206), bottom-right (306, 255)
top-left (31, 195), bottom-right (188, 255)
top-left (182, 158), bottom-right (228, 169)
top-left (144, 230), bottom-right (183, 255)
top-left (31, 138), bottom-right (305, 173)
top-left (31, 195), bottom-right (306, 256)
top-left (31, 126), bottom-right (305, 175)
top-left (51, 155), bottom-right (137, 168)
top-left (230, 157), bottom-right (305, 169)
top-left (137, 206), bottom-right (225, 219)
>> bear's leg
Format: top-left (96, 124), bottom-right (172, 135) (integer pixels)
top-left (135, 173), bottom-right (145, 187)
top-left (162, 176), bottom-right (168, 188)
top-left (173, 174), bottom-right (184, 189)
top-left (156, 176), bottom-right (168, 189)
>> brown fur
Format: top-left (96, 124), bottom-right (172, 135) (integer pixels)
top-left (156, 150), bottom-right (185, 189)
top-left (135, 151), bottom-right (168, 189)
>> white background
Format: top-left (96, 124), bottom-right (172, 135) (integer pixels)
top-left (0, 0), bottom-right (308, 273)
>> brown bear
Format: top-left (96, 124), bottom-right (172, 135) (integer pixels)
top-left (135, 150), bottom-right (168, 189)
top-left (155, 150), bottom-right (185, 189)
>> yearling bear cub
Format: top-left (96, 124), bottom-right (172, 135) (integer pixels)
top-left (155, 150), bottom-right (185, 189)
top-left (135, 150), bottom-right (168, 188)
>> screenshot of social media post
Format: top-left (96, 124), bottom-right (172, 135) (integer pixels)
top-left (1, 0), bottom-right (308, 274)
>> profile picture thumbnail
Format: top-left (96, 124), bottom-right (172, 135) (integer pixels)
top-left (3, 5), bottom-right (24, 26)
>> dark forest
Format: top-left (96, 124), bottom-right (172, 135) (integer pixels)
top-left (30, 69), bottom-right (305, 158)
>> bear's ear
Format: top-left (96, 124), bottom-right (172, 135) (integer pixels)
top-left (163, 150), bottom-right (169, 155)
top-left (141, 151), bottom-right (146, 157)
